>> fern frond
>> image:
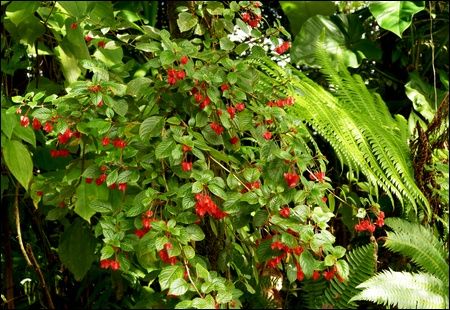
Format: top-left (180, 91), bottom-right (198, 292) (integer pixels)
top-left (303, 243), bottom-right (376, 309)
top-left (350, 269), bottom-right (449, 309)
top-left (247, 52), bottom-right (431, 218)
top-left (384, 218), bottom-right (449, 282)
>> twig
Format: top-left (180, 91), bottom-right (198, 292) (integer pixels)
top-left (208, 155), bottom-right (251, 192)
top-left (429, 2), bottom-right (438, 110)
top-left (183, 260), bottom-right (204, 298)
top-left (25, 244), bottom-right (55, 309)
top-left (14, 183), bottom-right (32, 267)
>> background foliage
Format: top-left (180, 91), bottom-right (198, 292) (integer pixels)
top-left (1, 1), bottom-right (448, 309)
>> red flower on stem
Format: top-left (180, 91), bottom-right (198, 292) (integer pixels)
top-left (279, 206), bottom-right (290, 218)
top-left (182, 161), bottom-right (193, 172)
top-left (180, 55), bottom-right (189, 65)
top-left (230, 136), bottom-right (239, 145)
top-left (210, 122), bottom-right (224, 135)
top-left (263, 131), bottom-right (272, 140)
top-left (32, 118), bottom-right (41, 130)
top-left (20, 115), bottom-right (30, 127)
top-left (283, 172), bottom-right (299, 188)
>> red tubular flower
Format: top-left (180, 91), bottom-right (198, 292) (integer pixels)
top-left (241, 12), bottom-right (250, 22)
top-left (227, 106), bottom-right (236, 119)
top-left (97, 99), bottom-right (104, 107)
top-left (220, 84), bottom-right (229, 92)
top-left (100, 259), bottom-right (111, 269)
top-left (118, 182), bottom-right (127, 192)
top-left (182, 145), bottom-right (192, 152)
top-left (85, 35), bottom-right (93, 43)
top-left (296, 262), bottom-right (305, 281)
top-left (58, 128), bottom-right (73, 144)
top-left (70, 22), bottom-right (78, 30)
top-left (199, 96), bottom-right (211, 110)
top-left (323, 268), bottom-right (335, 281)
top-left (312, 270), bottom-right (321, 281)
top-left (98, 40), bottom-right (106, 48)
top-left (108, 183), bottom-right (117, 190)
top-left (309, 171), bottom-right (325, 182)
top-left (43, 122), bottom-right (53, 133)
top-left (96, 174), bottom-right (107, 186)
top-left (230, 136), bottom-right (239, 145)
top-left (142, 217), bottom-right (153, 229)
top-left (182, 161), bottom-right (193, 172)
top-left (210, 122), bottom-right (224, 135)
top-left (85, 178), bottom-right (93, 184)
top-left (58, 149), bottom-right (70, 157)
top-left (134, 229), bottom-right (147, 238)
top-left (279, 206), bottom-right (290, 218)
top-left (113, 138), bottom-right (127, 149)
top-left (292, 246), bottom-right (303, 256)
top-left (235, 103), bottom-right (245, 112)
top-left (176, 70), bottom-right (186, 80)
top-left (32, 118), bottom-right (42, 130)
top-left (195, 193), bottom-right (227, 219)
top-left (180, 55), bottom-right (189, 65)
top-left (110, 260), bottom-right (120, 270)
top-left (20, 115), bottom-right (30, 127)
top-left (263, 131), bottom-right (272, 140)
top-left (144, 210), bottom-right (154, 218)
top-left (102, 136), bottom-right (110, 146)
top-left (283, 172), bottom-right (299, 188)
top-left (355, 219), bottom-right (376, 233)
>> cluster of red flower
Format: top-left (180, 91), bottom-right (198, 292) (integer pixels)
top-left (167, 68), bottom-right (186, 85)
top-left (267, 240), bottom-right (304, 281)
top-left (241, 10), bottom-right (262, 28)
top-left (159, 243), bottom-right (178, 265)
top-left (355, 211), bottom-right (385, 233)
top-left (100, 258), bottom-right (120, 270)
top-left (309, 171), bottom-right (325, 182)
top-left (275, 41), bottom-right (291, 55)
top-left (194, 193), bottom-right (228, 220)
top-left (210, 122), bottom-right (224, 135)
top-left (267, 96), bottom-right (295, 108)
top-left (102, 136), bottom-right (127, 149)
top-left (191, 87), bottom-right (211, 110)
top-left (135, 210), bottom-right (156, 238)
top-left (58, 128), bottom-right (76, 144)
top-left (279, 206), bottom-right (290, 218)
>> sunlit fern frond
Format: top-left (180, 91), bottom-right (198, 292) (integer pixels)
top-left (350, 269), bottom-right (449, 309)
top-left (247, 50), bottom-right (430, 218)
top-left (383, 217), bottom-right (449, 283)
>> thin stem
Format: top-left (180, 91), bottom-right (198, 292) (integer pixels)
top-left (14, 183), bottom-right (32, 266)
top-left (429, 2), bottom-right (438, 110)
top-left (25, 244), bottom-right (55, 309)
top-left (184, 260), bottom-right (204, 298)
top-left (208, 155), bottom-right (251, 192)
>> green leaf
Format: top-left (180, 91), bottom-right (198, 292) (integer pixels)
top-left (175, 300), bottom-right (193, 309)
top-left (100, 245), bottom-right (115, 260)
top-left (2, 140), bottom-right (33, 190)
top-left (208, 184), bottom-right (227, 200)
top-left (219, 37), bottom-right (235, 51)
top-left (13, 122), bottom-right (36, 148)
top-left (286, 262), bottom-right (298, 283)
top-left (58, 218), bottom-right (97, 281)
top-left (58, 2), bottom-right (87, 18)
top-left (253, 210), bottom-right (268, 227)
top-left (159, 265), bottom-right (184, 291)
top-left (169, 278), bottom-right (189, 296)
top-left (5, 1), bottom-right (40, 26)
top-left (186, 225), bottom-right (205, 241)
top-left (106, 169), bottom-right (118, 186)
top-left (127, 77), bottom-right (153, 99)
top-left (177, 12), bottom-right (198, 32)
top-left (140, 116), bottom-right (164, 140)
top-left (90, 200), bottom-right (113, 213)
top-left (1, 110), bottom-right (17, 139)
top-left (195, 263), bottom-right (210, 280)
top-left (369, 1), bottom-right (425, 38)
top-left (110, 98), bottom-right (128, 117)
top-left (74, 182), bottom-right (109, 222)
top-left (243, 168), bottom-right (260, 182)
top-left (192, 294), bottom-right (216, 309)
top-left (335, 259), bottom-right (349, 281)
top-left (299, 250), bottom-right (317, 278)
top-left (206, 2), bottom-right (224, 15)
top-left (155, 138), bottom-right (176, 159)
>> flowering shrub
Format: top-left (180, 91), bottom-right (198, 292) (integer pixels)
top-left (2, 1), bottom-right (356, 308)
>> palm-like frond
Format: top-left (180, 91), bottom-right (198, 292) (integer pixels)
top-left (303, 243), bottom-right (376, 309)
top-left (383, 218), bottom-right (449, 283)
top-left (350, 269), bottom-right (449, 309)
top-left (248, 51), bottom-right (430, 217)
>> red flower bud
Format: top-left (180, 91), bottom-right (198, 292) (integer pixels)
top-left (283, 172), bottom-right (299, 188)
top-left (279, 206), bottom-right (290, 218)
top-left (180, 55), bottom-right (189, 65)
top-left (20, 115), bottom-right (30, 127)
